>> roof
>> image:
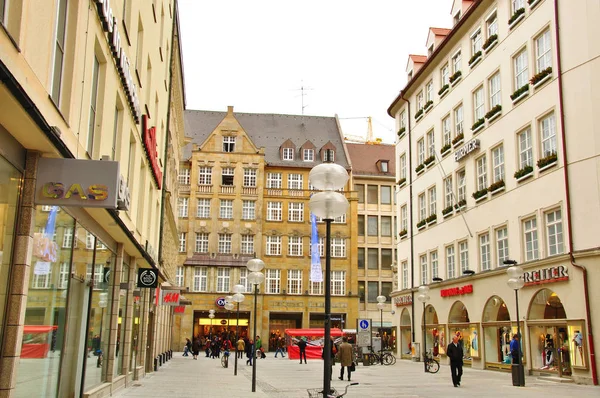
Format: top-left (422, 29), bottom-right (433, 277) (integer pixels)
top-left (183, 110), bottom-right (350, 169)
top-left (346, 143), bottom-right (395, 177)
top-left (431, 27), bottom-right (452, 36)
top-left (409, 54), bottom-right (428, 63)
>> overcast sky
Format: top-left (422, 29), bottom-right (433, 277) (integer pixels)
top-left (178, 0), bottom-right (452, 144)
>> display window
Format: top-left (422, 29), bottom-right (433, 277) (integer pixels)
top-left (448, 300), bottom-right (479, 360)
top-left (422, 304), bottom-right (446, 357)
top-left (568, 322), bottom-right (587, 369)
top-left (399, 308), bottom-right (411, 358)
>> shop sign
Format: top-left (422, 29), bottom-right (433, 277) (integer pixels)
top-left (35, 158), bottom-right (120, 208)
top-left (137, 268), bottom-right (158, 288)
top-left (524, 265), bottom-right (569, 286)
top-left (455, 139), bottom-right (480, 162)
top-left (142, 115), bottom-right (163, 189)
top-left (440, 284), bottom-right (473, 297)
top-left (93, 0), bottom-right (141, 123)
top-left (220, 320), bottom-right (227, 325)
top-left (216, 297), bottom-right (226, 307)
top-left (394, 294), bottom-right (413, 306)
top-left (174, 306), bottom-right (185, 313)
top-left (161, 290), bottom-right (180, 306)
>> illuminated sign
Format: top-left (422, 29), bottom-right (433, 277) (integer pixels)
top-left (455, 139), bottom-right (480, 162)
top-left (161, 291), bottom-right (180, 306)
top-left (174, 306), bottom-right (185, 313)
top-left (441, 284), bottom-right (473, 297)
top-left (524, 265), bottom-right (568, 286)
top-left (142, 115), bottom-right (163, 189)
top-left (394, 294), bottom-right (413, 306)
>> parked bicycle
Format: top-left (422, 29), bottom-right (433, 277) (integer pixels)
top-left (424, 350), bottom-right (440, 373)
top-left (366, 346), bottom-right (396, 366)
top-left (307, 382), bottom-right (359, 398)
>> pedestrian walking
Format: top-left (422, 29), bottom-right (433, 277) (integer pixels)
top-left (510, 333), bottom-right (522, 364)
top-left (447, 334), bottom-right (463, 387)
top-left (237, 337), bottom-right (245, 359)
top-left (274, 337), bottom-right (286, 358)
top-left (337, 337), bottom-right (354, 381)
top-left (191, 337), bottom-right (201, 360)
top-left (321, 337), bottom-right (335, 381)
top-left (255, 335), bottom-right (263, 358)
top-left (183, 338), bottom-right (192, 357)
top-left (246, 339), bottom-right (254, 366)
top-left (297, 337), bottom-right (308, 364)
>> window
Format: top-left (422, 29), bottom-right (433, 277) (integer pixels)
top-left (178, 168), bottom-right (190, 185)
top-left (218, 234), bottom-right (232, 254)
top-left (367, 281), bottom-right (378, 303)
top-left (195, 233), bottom-right (209, 253)
top-left (197, 198), bottom-right (211, 218)
top-left (331, 238), bottom-right (346, 257)
top-left (266, 236), bottom-right (282, 255)
top-left (399, 111), bottom-right (406, 130)
top-left (480, 233), bottom-right (491, 271)
top-left (471, 28), bottom-right (482, 55)
top-left (303, 149), bottom-right (314, 161)
top-left (381, 186), bottom-right (391, 205)
top-left (399, 154), bottom-right (406, 181)
top-left (496, 227), bottom-right (509, 265)
top-left (431, 251), bottom-right (439, 280)
top-left (56, 262), bottom-right (69, 289)
top-left (356, 184), bottom-right (365, 203)
top-left (239, 269), bottom-right (252, 293)
top-left (62, 227), bottom-right (73, 248)
top-left (546, 209), bottom-right (564, 256)
top-left (358, 215), bottom-right (365, 236)
top-left (198, 167), bottom-right (212, 185)
top-left (219, 199), bottom-right (233, 219)
top-left (367, 185), bottom-right (378, 204)
top-left (486, 10), bottom-right (498, 38)
top-left (442, 116), bottom-right (451, 147)
top-left (178, 197), bottom-right (188, 217)
top-left (452, 50), bottom-right (462, 73)
top-left (267, 202), bottom-right (282, 221)
top-left (453, 10), bottom-right (461, 25)
top-left (514, 48), bottom-right (529, 89)
top-left (358, 281), bottom-right (365, 302)
top-left (216, 267), bottom-right (231, 292)
top-left (380, 160), bottom-right (389, 173)
top-left (86, 231), bottom-right (95, 250)
top-left (535, 29), bottom-right (552, 73)
top-left (459, 241), bottom-right (469, 272)
top-left (444, 176), bottom-right (454, 207)
top-left (427, 130), bottom-right (435, 157)
top-left (401, 261), bottom-right (409, 290)
top-left (492, 145), bottom-right (505, 183)
top-left (512, 0), bottom-right (525, 13)
top-left (518, 128), bottom-right (533, 169)
top-left (331, 271), bottom-right (346, 295)
top-left (381, 249), bottom-right (393, 270)
top-left (86, 264), bottom-right (103, 285)
top-left (416, 91), bottom-right (424, 111)
top-left (358, 248), bottom-right (365, 269)
top-left (489, 72), bottom-right (501, 108)
top-left (367, 248), bottom-right (378, 270)
top-left (179, 232), bottom-right (186, 252)
top-left (418, 193), bottom-right (426, 222)
top-left (243, 169), bottom-right (257, 187)
top-left (221, 167), bottom-right (234, 186)
top-left (381, 216), bottom-right (392, 237)
top-left (288, 236), bottom-right (303, 256)
top-left (32, 267), bottom-right (52, 289)
top-left (265, 269), bottom-right (281, 294)
top-left (425, 80), bottom-right (433, 103)
top-left (420, 254), bottom-right (428, 285)
top-left (428, 186), bottom-right (437, 216)
top-left (288, 202), bottom-right (304, 222)
top-left (193, 267), bottom-right (207, 292)
top-left (242, 200), bottom-right (255, 220)
top-left (476, 155), bottom-right (488, 191)
top-left (446, 245), bottom-right (456, 279)
top-left (288, 174), bottom-right (303, 190)
top-left (524, 218), bottom-right (539, 261)
top-left (365, 216), bottom-right (377, 238)
top-left (87, 56), bottom-right (100, 155)
top-left (441, 64), bottom-right (449, 86)
top-left (288, 270), bottom-right (302, 294)
top-left (457, 169), bottom-right (466, 202)
top-left (473, 86), bottom-right (484, 121)
top-left (454, 104), bottom-right (464, 136)
top-left (175, 266), bottom-right (184, 287)
top-left (283, 147), bottom-right (294, 161)
top-left (310, 280), bottom-right (323, 295)
top-left (267, 172), bottom-right (282, 189)
top-left (51, 0), bottom-right (68, 105)
top-left (540, 113), bottom-right (557, 157)
top-left (223, 136), bottom-right (236, 152)
top-left (241, 234), bottom-right (254, 255)
top-left (400, 205), bottom-right (408, 232)
top-left (417, 138), bottom-right (425, 165)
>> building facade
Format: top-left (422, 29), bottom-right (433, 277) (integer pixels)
top-left (0, 1), bottom-right (185, 396)
top-left (172, 107), bottom-right (359, 351)
top-left (346, 143), bottom-right (397, 348)
top-left (388, 0), bottom-right (599, 385)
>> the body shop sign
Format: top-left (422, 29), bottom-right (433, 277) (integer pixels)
top-left (394, 294), bottom-right (413, 306)
top-left (524, 265), bottom-right (569, 286)
top-left (441, 284), bottom-right (473, 297)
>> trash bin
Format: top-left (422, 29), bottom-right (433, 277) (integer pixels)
top-left (511, 364), bottom-right (525, 386)
top-left (411, 342), bottom-right (421, 362)
top-left (362, 353), bottom-right (370, 366)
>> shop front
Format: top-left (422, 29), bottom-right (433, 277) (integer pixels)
top-left (447, 301), bottom-right (479, 366)
top-left (399, 308), bottom-right (412, 359)
top-left (482, 295), bottom-right (525, 371)
top-left (423, 305), bottom-right (446, 359)
top-left (194, 310), bottom-right (250, 340)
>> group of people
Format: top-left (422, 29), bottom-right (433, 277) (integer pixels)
top-left (183, 334), bottom-right (233, 360)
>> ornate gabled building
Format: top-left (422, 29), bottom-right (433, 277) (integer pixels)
top-left (173, 106), bottom-right (358, 350)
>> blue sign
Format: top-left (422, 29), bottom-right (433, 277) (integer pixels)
top-left (359, 320), bottom-right (370, 330)
top-left (216, 297), bottom-right (226, 307)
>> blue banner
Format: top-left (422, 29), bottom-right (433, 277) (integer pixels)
top-left (310, 213), bottom-right (323, 282)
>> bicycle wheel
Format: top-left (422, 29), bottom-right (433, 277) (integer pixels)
top-left (221, 355), bottom-right (228, 368)
top-left (383, 353), bottom-right (396, 365)
top-left (427, 359), bottom-right (440, 373)
top-left (368, 353), bottom-right (377, 366)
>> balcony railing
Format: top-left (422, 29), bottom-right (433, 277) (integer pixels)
top-left (197, 185), bottom-right (212, 193)
top-left (242, 187), bottom-right (258, 196)
top-left (220, 185), bottom-right (235, 194)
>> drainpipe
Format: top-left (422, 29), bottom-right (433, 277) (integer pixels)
top-left (553, 0), bottom-right (597, 385)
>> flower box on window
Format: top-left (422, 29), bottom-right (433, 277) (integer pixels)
top-left (397, 177), bottom-right (407, 188)
top-left (417, 220), bottom-right (427, 230)
top-left (438, 84), bottom-right (450, 97)
top-left (440, 143), bottom-right (452, 157)
top-left (424, 155), bottom-right (435, 168)
top-left (488, 180), bottom-right (506, 195)
top-left (424, 100), bottom-right (434, 113)
top-left (528, 0), bottom-right (541, 9)
top-left (415, 164), bottom-right (425, 175)
top-left (471, 118), bottom-right (485, 133)
top-left (442, 205), bottom-right (454, 217)
top-left (472, 188), bottom-right (489, 202)
top-left (514, 165), bottom-right (534, 182)
top-left (537, 152), bottom-right (558, 171)
top-left (415, 109), bottom-right (424, 121)
top-left (508, 8), bottom-right (525, 29)
top-left (454, 199), bottom-right (467, 210)
top-left (397, 127), bottom-right (406, 138)
top-left (531, 67), bottom-right (552, 89)
top-left (399, 229), bottom-right (407, 239)
top-left (485, 105), bottom-right (502, 122)
top-left (426, 214), bottom-right (437, 226)
top-left (483, 34), bottom-right (498, 53)
top-left (452, 133), bottom-right (464, 147)
top-left (449, 71), bottom-right (462, 86)
top-left (468, 51), bottom-right (483, 68)
top-left (510, 84), bottom-right (530, 104)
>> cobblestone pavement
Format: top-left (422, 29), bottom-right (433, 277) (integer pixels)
top-left (114, 352), bottom-right (599, 398)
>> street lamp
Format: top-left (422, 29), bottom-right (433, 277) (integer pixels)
top-left (308, 151), bottom-right (349, 398)
top-left (232, 284), bottom-right (246, 376)
top-left (417, 285), bottom-right (430, 372)
top-left (247, 258), bottom-right (265, 393)
top-left (376, 295), bottom-right (386, 363)
top-left (225, 296), bottom-right (234, 339)
top-left (505, 259), bottom-right (525, 387)
top-left (208, 309), bottom-right (215, 340)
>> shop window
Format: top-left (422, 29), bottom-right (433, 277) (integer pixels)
top-left (482, 296), bottom-right (518, 365)
top-left (424, 305), bottom-right (446, 357)
top-left (448, 301), bottom-right (479, 360)
top-left (400, 309), bottom-right (412, 358)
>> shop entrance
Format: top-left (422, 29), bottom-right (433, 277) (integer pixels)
top-left (448, 301), bottom-right (479, 365)
top-left (269, 312), bottom-right (302, 351)
top-left (482, 295), bottom-right (525, 371)
top-left (399, 309), bottom-right (411, 359)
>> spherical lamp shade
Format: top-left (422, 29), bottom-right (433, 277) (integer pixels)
top-left (224, 302), bottom-right (234, 311)
top-left (376, 302), bottom-right (385, 310)
top-left (225, 295), bottom-right (233, 304)
top-left (507, 277), bottom-right (525, 290)
top-left (506, 266), bottom-right (523, 279)
top-left (233, 284), bottom-right (245, 294)
top-left (246, 258), bottom-right (265, 272)
top-left (232, 293), bottom-right (245, 303)
top-left (208, 314), bottom-right (215, 319)
top-left (248, 271), bottom-right (265, 285)
top-left (309, 191), bottom-right (349, 219)
top-left (376, 295), bottom-right (386, 303)
top-left (308, 162), bottom-right (349, 191)
top-left (418, 285), bottom-right (430, 295)
top-left (208, 309), bottom-right (216, 315)
top-left (417, 294), bottom-right (431, 303)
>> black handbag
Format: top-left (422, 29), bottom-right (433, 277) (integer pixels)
top-left (349, 362), bottom-right (356, 371)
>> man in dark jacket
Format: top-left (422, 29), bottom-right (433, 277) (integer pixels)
top-left (297, 337), bottom-right (308, 364)
top-left (447, 334), bottom-right (463, 387)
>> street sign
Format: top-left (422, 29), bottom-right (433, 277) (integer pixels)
top-left (216, 297), bottom-right (226, 307)
top-left (357, 318), bottom-right (372, 348)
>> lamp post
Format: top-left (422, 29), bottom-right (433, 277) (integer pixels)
top-left (505, 260), bottom-right (525, 387)
top-left (376, 295), bottom-right (386, 363)
top-left (247, 258), bottom-right (265, 393)
top-left (417, 285), bottom-right (430, 372)
top-left (308, 150), bottom-right (349, 398)
top-left (225, 296), bottom-right (234, 340)
top-left (232, 284), bottom-right (246, 376)
top-left (208, 309), bottom-right (215, 340)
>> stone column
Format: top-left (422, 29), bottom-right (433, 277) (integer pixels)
top-left (122, 257), bottom-right (136, 383)
top-left (104, 243), bottom-right (124, 382)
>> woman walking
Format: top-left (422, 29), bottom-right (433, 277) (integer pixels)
top-left (191, 336), bottom-right (201, 360)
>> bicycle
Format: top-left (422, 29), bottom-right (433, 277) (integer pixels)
top-left (424, 351), bottom-right (440, 373)
top-left (366, 347), bottom-right (396, 366)
top-left (307, 382), bottom-right (359, 398)
top-left (221, 350), bottom-right (230, 368)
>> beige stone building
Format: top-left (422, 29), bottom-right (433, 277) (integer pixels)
top-left (0, 0), bottom-right (186, 396)
top-left (388, 0), bottom-right (599, 385)
top-left (172, 107), bottom-right (359, 351)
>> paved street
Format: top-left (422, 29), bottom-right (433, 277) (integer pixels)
top-left (114, 352), bottom-right (599, 398)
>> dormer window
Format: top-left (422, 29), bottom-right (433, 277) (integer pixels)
top-left (378, 160), bottom-right (389, 173)
top-left (303, 149), bottom-right (314, 161)
top-left (283, 147), bottom-right (294, 160)
top-left (223, 136), bottom-right (235, 152)
top-left (428, 44), bottom-right (434, 57)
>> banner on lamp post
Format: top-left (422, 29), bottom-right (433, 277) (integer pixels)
top-left (309, 213), bottom-right (323, 283)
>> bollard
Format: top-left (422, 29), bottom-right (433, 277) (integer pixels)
top-left (154, 357), bottom-right (158, 371)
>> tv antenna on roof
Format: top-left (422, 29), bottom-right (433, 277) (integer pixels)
top-left (293, 80), bottom-right (313, 115)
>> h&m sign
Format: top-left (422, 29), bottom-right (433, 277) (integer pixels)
top-left (524, 265), bottom-right (569, 287)
top-left (161, 291), bottom-right (180, 306)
